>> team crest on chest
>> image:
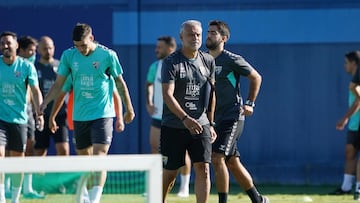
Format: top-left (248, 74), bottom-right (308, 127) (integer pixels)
top-left (215, 65), bottom-right (222, 75)
top-left (92, 62), bottom-right (100, 69)
top-left (73, 62), bottom-right (79, 71)
top-left (14, 71), bottom-right (21, 77)
top-left (37, 70), bottom-right (42, 79)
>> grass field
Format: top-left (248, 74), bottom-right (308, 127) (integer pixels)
top-left (12, 184), bottom-right (360, 203)
top-left (165, 184), bottom-right (359, 203)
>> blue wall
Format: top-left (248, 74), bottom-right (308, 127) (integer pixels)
top-left (2, 0), bottom-right (360, 185)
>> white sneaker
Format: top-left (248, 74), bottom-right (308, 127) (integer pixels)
top-left (261, 196), bottom-right (270, 203)
top-left (177, 189), bottom-right (189, 198)
top-left (82, 196), bottom-right (90, 203)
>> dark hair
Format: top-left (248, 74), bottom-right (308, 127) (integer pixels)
top-left (208, 20), bottom-right (230, 39)
top-left (157, 36), bottom-right (176, 48)
top-left (18, 36), bottom-right (38, 50)
top-left (345, 51), bottom-right (360, 65)
top-left (72, 23), bottom-right (92, 41)
top-left (0, 31), bottom-right (17, 40)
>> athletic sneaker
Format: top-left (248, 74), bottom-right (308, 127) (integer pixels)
top-left (177, 189), bottom-right (189, 198)
top-left (23, 191), bottom-right (45, 199)
top-left (261, 196), bottom-right (270, 203)
top-left (82, 196), bottom-right (90, 203)
top-left (328, 187), bottom-right (351, 195)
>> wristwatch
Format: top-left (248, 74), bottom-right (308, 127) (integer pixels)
top-left (209, 122), bottom-right (216, 127)
top-left (244, 100), bottom-right (255, 107)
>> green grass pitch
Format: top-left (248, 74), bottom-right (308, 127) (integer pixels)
top-left (16, 184), bottom-right (358, 203)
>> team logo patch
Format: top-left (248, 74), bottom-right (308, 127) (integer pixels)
top-left (37, 70), bottom-right (42, 78)
top-left (92, 62), bottom-right (100, 69)
top-left (162, 156), bottom-right (168, 166)
top-left (73, 62), bottom-right (79, 72)
top-left (14, 71), bottom-right (21, 77)
top-left (215, 65), bottom-right (222, 75)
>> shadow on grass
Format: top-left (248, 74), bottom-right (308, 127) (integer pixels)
top-left (228, 184), bottom-right (339, 195)
top-left (171, 182), bottom-right (340, 196)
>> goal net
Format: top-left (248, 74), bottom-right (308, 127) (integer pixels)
top-left (0, 154), bottom-right (162, 203)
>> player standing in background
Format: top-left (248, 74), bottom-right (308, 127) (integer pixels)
top-left (161, 20), bottom-right (217, 203)
top-left (145, 36), bottom-right (191, 197)
top-left (40, 23), bottom-right (134, 203)
top-left (206, 20), bottom-right (269, 203)
top-left (17, 35), bottom-right (45, 199)
top-left (34, 36), bottom-right (70, 156)
top-left (332, 51), bottom-right (360, 199)
top-left (0, 31), bottom-right (44, 203)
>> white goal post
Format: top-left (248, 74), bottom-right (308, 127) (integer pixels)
top-left (0, 154), bottom-right (162, 203)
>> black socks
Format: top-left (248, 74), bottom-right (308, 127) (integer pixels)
top-left (246, 186), bottom-right (262, 203)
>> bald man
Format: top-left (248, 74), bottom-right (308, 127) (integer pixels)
top-left (34, 36), bottom-right (70, 156)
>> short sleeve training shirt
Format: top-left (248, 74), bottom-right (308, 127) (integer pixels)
top-left (0, 56), bottom-right (39, 124)
top-left (348, 90), bottom-right (360, 131)
top-left (214, 50), bottom-right (254, 122)
top-left (146, 60), bottom-right (163, 120)
top-left (57, 44), bottom-right (123, 121)
top-left (161, 50), bottom-right (215, 128)
top-left (35, 59), bottom-right (66, 116)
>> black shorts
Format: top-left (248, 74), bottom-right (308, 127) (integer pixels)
top-left (0, 120), bottom-right (27, 152)
top-left (213, 119), bottom-right (244, 157)
top-left (151, 118), bottom-right (161, 128)
top-left (34, 114), bottom-right (69, 149)
top-left (73, 118), bottom-right (113, 150)
top-left (347, 130), bottom-right (360, 149)
top-left (160, 125), bottom-right (212, 170)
